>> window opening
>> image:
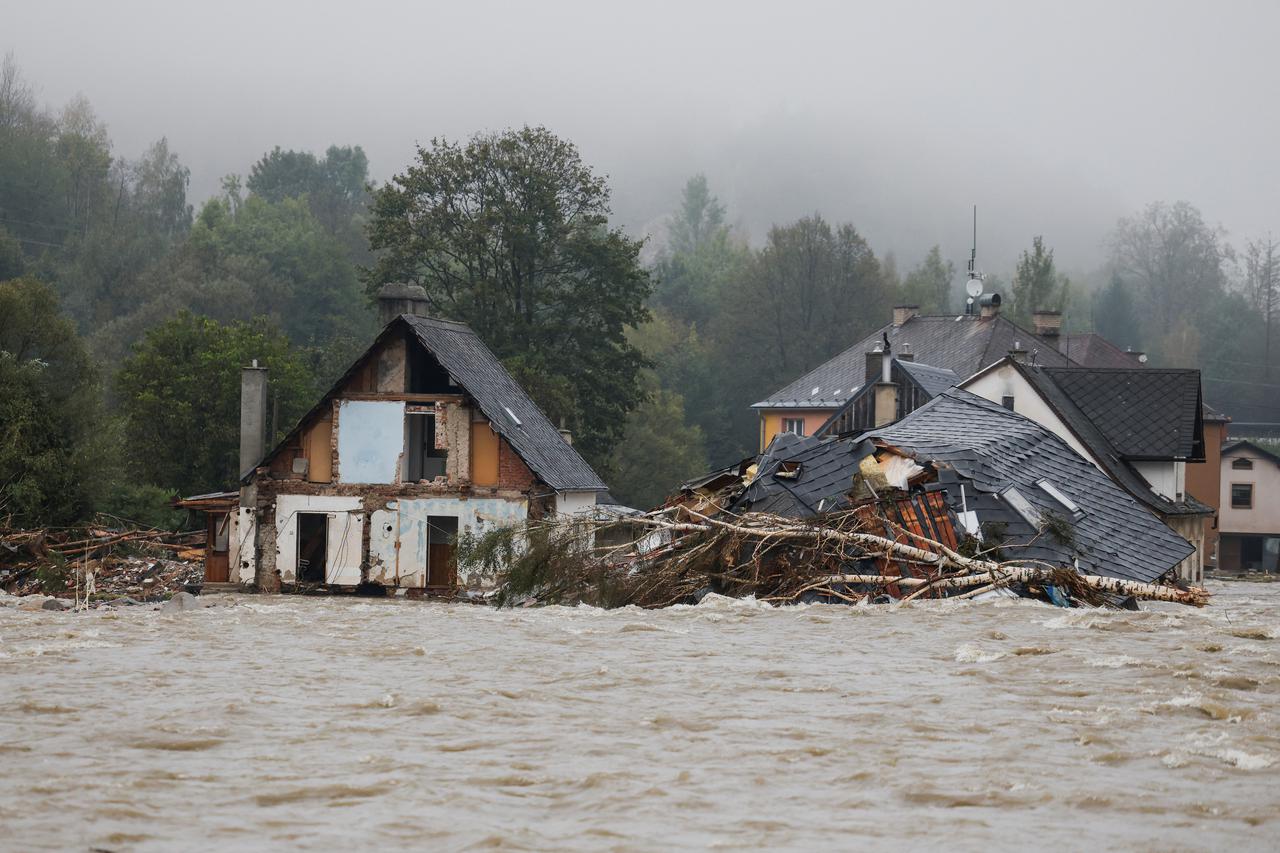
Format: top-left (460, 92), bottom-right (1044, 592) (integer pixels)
top-left (999, 485), bottom-right (1042, 527)
top-left (1231, 483), bottom-right (1254, 510)
top-left (1232, 458), bottom-right (1253, 470)
top-left (782, 418), bottom-right (806, 436)
top-left (1001, 395), bottom-right (1015, 411)
top-left (1036, 479), bottom-right (1082, 517)
top-left (406, 411), bottom-right (448, 481)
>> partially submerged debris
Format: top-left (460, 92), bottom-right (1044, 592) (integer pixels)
top-left (468, 503), bottom-right (1209, 610)
top-left (1, 523), bottom-right (203, 601)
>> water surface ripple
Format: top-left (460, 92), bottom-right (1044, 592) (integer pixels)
top-left (2, 583), bottom-right (1278, 851)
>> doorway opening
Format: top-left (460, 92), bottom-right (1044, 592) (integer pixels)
top-left (297, 513), bottom-right (328, 583)
top-left (426, 515), bottom-right (458, 589)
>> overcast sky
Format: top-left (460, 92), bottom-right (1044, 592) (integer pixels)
top-left (6, 0), bottom-right (1278, 276)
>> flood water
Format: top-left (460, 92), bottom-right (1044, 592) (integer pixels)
top-left (2, 583), bottom-right (1278, 851)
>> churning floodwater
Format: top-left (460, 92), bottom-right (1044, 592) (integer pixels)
top-left (2, 584), bottom-right (1278, 851)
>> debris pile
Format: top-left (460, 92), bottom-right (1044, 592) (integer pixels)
top-left (1, 524), bottom-right (204, 600)
top-left (472, 502), bottom-right (1209, 610)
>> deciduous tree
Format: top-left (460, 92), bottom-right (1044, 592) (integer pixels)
top-left (365, 126), bottom-right (651, 465)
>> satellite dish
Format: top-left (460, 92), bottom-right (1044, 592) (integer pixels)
top-left (965, 277), bottom-right (984, 298)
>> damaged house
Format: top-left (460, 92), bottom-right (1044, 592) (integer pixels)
top-left (187, 286), bottom-right (606, 593)
top-left (730, 388), bottom-right (1195, 586)
top-left (960, 359), bottom-right (1212, 581)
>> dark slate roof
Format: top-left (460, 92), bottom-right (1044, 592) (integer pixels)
top-left (403, 315), bottom-right (606, 492)
top-left (734, 435), bottom-right (873, 517)
top-left (1011, 363), bottom-right (1209, 518)
top-left (754, 313), bottom-right (1075, 409)
top-left (898, 360), bottom-right (958, 397)
top-left (1057, 333), bottom-right (1144, 369)
top-left (867, 389), bottom-right (1194, 584)
top-left (1041, 367), bottom-right (1204, 460)
top-left (1222, 439), bottom-right (1280, 466)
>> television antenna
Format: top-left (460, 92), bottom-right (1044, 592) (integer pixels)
top-left (965, 205), bottom-right (985, 312)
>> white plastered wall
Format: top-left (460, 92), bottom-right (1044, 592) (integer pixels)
top-left (229, 506), bottom-right (256, 584)
top-left (274, 494), bottom-right (364, 584)
top-left (554, 490), bottom-right (598, 518)
top-left (1132, 460), bottom-right (1183, 502)
top-left (963, 365), bottom-right (1099, 465)
top-left (369, 497), bottom-right (528, 587)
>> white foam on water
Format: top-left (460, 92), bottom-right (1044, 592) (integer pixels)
top-left (954, 643), bottom-right (1006, 663)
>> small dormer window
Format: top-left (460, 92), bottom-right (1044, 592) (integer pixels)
top-left (1232, 458), bottom-right (1253, 470)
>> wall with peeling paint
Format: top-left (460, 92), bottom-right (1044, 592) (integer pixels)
top-left (336, 400), bottom-right (405, 484)
top-left (274, 495), bottom-right (364, 584)
top-left (369, 497), bottom-right (528, 587)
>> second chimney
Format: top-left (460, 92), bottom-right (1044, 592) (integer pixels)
top-left (978, 292), bottom-right (1003, 319)
top-left (893, 305), bottom-right (919, 327)
top-left (1032, 310), bottom-right (1062, 338)
top-left (377, 282), bottom-right (431, 325)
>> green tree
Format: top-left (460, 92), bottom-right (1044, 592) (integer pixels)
top-left (1092, 273), bottom-right (1142, 352)
top-left (652, 175), bottom-right (749, 329)
top-left (0, 276), bottom-right (103, 524)
top-left (708, 215), bottom-right (889, 460)
top-left (609, 386), bottom-right (708, 510)
top-left (248, 144), bottom-right (370, 247)
top-left (1244, 234), bottom-right (1280, 378)
top-left (116, 313), bottom-right (315, 496)
top-left (901, 245), bottom-right (954, 313)
top-left (365, 126), bottom-right (651, 466)
top-left (1011, 236), bottom-right (1068, 320)
top-left (1110, 201), bottom-right (1231, 363)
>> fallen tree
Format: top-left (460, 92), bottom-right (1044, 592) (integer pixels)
top-left (460, 504), bottom-right (1210, 609)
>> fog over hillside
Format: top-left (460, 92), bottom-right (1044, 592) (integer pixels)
top-left (7, 0), bottom-right (1278, 272)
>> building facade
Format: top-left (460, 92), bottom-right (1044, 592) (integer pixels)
top-left (1218, 441), bottom-right (1280, 573)
top-left (196, 289), bottom-right (605, 593)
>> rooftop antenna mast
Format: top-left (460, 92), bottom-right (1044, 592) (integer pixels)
top-left (964, 205), bottom-right (985, 314)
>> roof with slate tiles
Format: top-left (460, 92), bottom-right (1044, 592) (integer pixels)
top-left (1057, 333), bottom-right (1145, 369)
top-left (754, 313), bottom-right (1075, 409)
top-left (997, 362), bottom-right (1210, 517)
top-left (252, 315), bottom-right (606, 492)
top-left (1040, 367), bottom-right (1204, 460)
top-left (866, 389), bottom-right (1194, 583)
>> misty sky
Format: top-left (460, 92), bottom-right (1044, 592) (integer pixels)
top-left (6, 0), bottom-right (1278, 276)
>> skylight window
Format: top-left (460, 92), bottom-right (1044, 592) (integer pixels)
top-left (811, 386), bottom-right (821, 396)
top-left (999, 485), bottom-right (1042, 528)
top-left (504, 406), bottom-right (523, 427)
top-left (1036, 479), bottom-right (1082, 516)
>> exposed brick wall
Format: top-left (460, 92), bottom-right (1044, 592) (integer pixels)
top-left (498, 437), bottom-right (537, 491)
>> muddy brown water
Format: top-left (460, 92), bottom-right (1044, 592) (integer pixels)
top-left (1, 583), bottom-right (1278, 851)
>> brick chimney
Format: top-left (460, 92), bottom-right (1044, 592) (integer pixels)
top-left (893, 305), bottom-right (919, 327)
top-left (978, 293), bottom-right (1002, 318)
top-left (865, 345), bottom-right (885, 384)
top-left (377, 282), bottom-right (431, 324)
top-left (240, 360), bottom-right (269, 478)
top-left (1032, 310), bottom-right (1062, 338)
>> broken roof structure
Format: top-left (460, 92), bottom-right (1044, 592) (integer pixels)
top-left (734, 389), bottom-right (1194, 584)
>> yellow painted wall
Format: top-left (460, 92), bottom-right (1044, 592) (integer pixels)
top-left (303, 415), bottom-right (333, 483)
top-left (471, 421), bottom-right (500, 486)
top-left (759, 410), bottom-right (834, 450)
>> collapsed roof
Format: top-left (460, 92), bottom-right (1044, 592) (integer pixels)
top-left (734, 389), bottom-right (1193, 584)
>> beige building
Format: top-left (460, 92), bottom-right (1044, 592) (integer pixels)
top-left (1218, 441), bottom-right (1280, 573)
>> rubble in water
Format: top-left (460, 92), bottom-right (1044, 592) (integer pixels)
top-left (1, 523), bottom-right (204, 603)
